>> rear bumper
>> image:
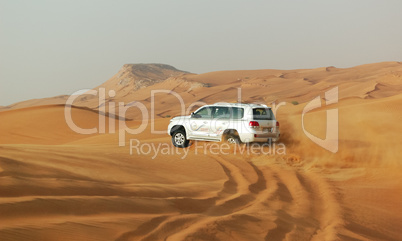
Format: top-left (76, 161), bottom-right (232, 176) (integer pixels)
top-left (239, 131), bottom-right (280, 143)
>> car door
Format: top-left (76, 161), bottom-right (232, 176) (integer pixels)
top-left (209, 106), bottom-right (230, 139)
top-left (189, 106), bottom-right (213, 139)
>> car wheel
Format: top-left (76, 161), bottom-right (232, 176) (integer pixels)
top-left (225, 134), bottom-right (240, 144)
top-left (172, 129), bottom-right (189, 148)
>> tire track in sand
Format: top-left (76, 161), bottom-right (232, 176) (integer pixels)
top-left (163, 156), bottom-right (277, 241)
top-left (115, 154), bottom-right (344, 241)
top-left (115, 155), bottom-right (269, 241)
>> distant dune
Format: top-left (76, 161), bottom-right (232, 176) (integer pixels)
top-left (0, 95), bottom-right (70, 112)
top-left (0, 105), bottom-right (104, 144)
top-left (0, 62), bottom-right (401, 241)
top-left (96, 63), bottom-right (190, 90)
top-left (2, 61), bottom-right (402, 116)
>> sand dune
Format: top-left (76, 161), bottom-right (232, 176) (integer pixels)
top-left (0, 95), bottom-right (70, 112)
top-left (1, 63), bottom-right (402, 240)
top-left (0, 105), bottom-right (118, 145)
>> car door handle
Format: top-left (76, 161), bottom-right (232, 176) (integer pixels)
top-left (203, 121), bottom-right (208, 124)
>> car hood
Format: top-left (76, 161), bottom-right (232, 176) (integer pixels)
top-left (170, 115), bottom-right (191, 121)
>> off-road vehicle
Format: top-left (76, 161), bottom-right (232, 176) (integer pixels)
top-left (168, 103), bottom-right (280, 148)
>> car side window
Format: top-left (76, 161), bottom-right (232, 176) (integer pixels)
top-left (230, 107), bottom-right (244, 119)
top-left (193, 107), bottom-right (213, 118)
top-left (213, 107), bottom-right (230, 119)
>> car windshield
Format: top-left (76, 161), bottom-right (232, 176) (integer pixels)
top-left (253, 108), bottom-right (273, 120)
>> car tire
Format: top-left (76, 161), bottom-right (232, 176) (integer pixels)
top-left (225, 134), bottom-right (240, 144)
top-left (172, 129), bottom-right (189, 148)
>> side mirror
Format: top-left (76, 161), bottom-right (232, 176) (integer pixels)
top-left (191, 112), bottom-right (200, 118)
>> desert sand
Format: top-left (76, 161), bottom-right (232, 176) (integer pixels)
top-left (0, 62), bottom-right (401, 241)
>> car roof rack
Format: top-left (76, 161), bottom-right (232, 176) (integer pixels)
top-left (212, 102), bottom-right (269, 108)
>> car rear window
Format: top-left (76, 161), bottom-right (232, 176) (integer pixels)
top-left (253, 108), bottom-right (273, 120)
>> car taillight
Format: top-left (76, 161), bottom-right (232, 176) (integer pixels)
top-left (249, 121), bottom-right (259, 128)
top-left (276, 121), bottom-right (280, 128)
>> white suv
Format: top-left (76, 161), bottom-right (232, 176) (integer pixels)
top-left (167, 103), bottom-right (280, 148)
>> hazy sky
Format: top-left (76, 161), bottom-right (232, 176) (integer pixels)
top-left (1, 0), bottom-right (401, 106)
